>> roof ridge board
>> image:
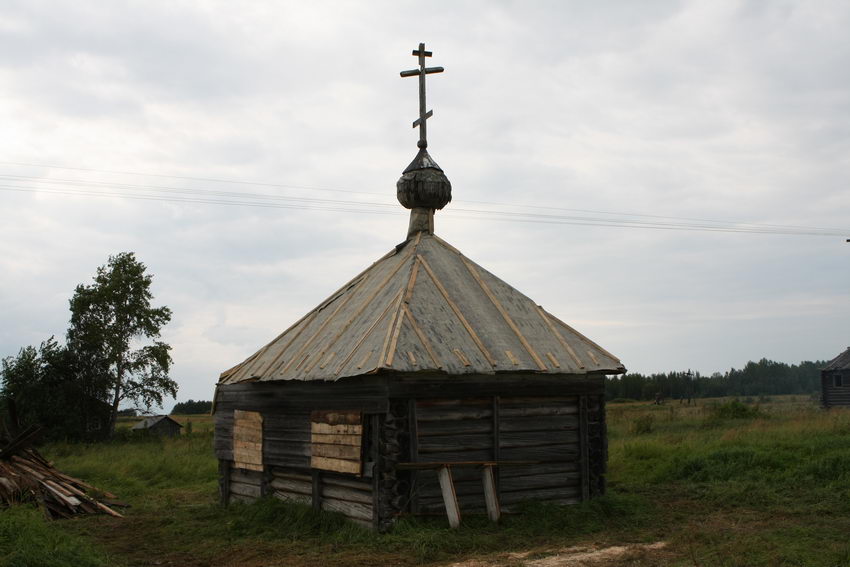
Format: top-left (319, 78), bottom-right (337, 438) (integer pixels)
top-left (431, 234), bottom-right (463, 256)
top-left (402, 305), bottom-right (442, 369)
top-left (416, 252), bottom-right (497, 368)
top-left (334, 288), bottom-right (405, 377)
top-left (297, 239), bottom-right (419, 378)
top-left (534, 305), bottom-right (585, 370)
top-left (379, 289), bottom-right (408, 370)
top-left (249, 309), bottom-right (322, 381)
top-left (543, 308), bottom-right (624, 369)
top-left (384, 249), bottom-right (423, 368)
top-left (274, 269), bottom-right (372, 377)
top-left (218, 247), bottom-right (400, 383)
top-left (460, 256), bottom-right (549, 372)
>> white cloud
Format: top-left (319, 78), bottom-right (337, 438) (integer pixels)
top-left (1, 0), bottom-right (848, 406)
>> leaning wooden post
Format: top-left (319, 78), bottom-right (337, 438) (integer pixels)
top-left (481, 464), bottom-right (500, 523)
top-left (437, 465), bottom-right (461, 528)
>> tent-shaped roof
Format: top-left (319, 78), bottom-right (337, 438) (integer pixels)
top-left (220, 231), bottom-right (624, 384)
top-left (824, 347), bottom-right (850, 371)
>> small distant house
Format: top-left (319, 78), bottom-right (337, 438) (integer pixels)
top-left (132, 415), bottom-right (183, 437)
top-left (822, 347), bottom-right (850, 408)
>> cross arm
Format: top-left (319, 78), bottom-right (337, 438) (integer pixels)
top-left (400, 66), bottom-right (444, 78)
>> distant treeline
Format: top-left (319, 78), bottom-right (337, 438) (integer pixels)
top-left (171, 399), bottom-right (212, 414)
top-left (606, 358), bottom-right (825, 402)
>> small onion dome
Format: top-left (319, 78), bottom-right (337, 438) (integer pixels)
top-left (397, 146), bottom-right (452, 210)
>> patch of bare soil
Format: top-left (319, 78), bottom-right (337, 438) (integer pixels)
top-left (447, 542), bottom-right (669, 567)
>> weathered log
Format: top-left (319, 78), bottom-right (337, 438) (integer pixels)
top-left (321, 496), bottom-right (373, 521)
top-left (229, 481), bottom-right (262, 499)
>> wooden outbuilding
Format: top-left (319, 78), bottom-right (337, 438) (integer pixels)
top-left (212, 44), bottom-right (625, 529)
top-left (822, 347), bottom-right (850, 408)
top-left (132, 415), bottom-right (183, 437)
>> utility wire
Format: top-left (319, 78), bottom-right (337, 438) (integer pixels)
top-left (3, 183), bottom-right (845, 237)
top-left (1, 162), bottom-right (847, 237)
top-left (4, 162), bottom-right (845, 233)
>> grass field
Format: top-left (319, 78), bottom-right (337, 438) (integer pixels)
top-left (4, 396), bottom-right (850, 566)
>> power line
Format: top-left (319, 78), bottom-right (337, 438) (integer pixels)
top-left (5, 161), bottom-right (846, 233)
top-left (1, 162), bottom-right (847, 238)
top-left (3, 183), bottom-right (846, 237)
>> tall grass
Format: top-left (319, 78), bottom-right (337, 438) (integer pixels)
top-left (0, 507), bottom-right (111, 567)
top-left (13, 397), bottom-right (850, 566)
top-left (47, 431), bottom-right (217, 503)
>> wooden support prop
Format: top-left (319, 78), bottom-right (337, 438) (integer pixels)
top-left (482, 465), bottom-right (500, 523)
top-left (437, 465), bottom-right (461, 529)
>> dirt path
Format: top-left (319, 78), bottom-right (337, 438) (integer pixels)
top-left (447, 542), bottom-right (669, 567)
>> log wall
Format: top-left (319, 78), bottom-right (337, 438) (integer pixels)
top-left (410, 393), bottom-right (605, 514)
top-left (214, 374), bottom-right (608, 528)
top-left (823, 370), bottom-right (850, 407)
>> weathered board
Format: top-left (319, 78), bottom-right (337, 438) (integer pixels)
top-left (233, 410), bottom-right (263, 471)
top-left (310, 410), bottom-right (364, 475)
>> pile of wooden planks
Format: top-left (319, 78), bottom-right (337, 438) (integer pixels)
top-left (0, 426), bottom-right (123, 519)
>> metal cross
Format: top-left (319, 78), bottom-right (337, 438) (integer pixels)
top-left (400, 42), bottom-right (444, 149)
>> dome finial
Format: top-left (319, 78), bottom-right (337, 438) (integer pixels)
top-left (397, 43), bottom-right (452, 228)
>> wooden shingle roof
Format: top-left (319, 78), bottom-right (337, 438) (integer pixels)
top-left (219, 232), bottom-right (624, 384)
top-left (824, 347), bottom-right (850, 371)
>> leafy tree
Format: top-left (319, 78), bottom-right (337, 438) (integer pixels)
top-left (0, 337), bottom-right (111, 440)
top-left (67, 252), bottom-right (176, 435)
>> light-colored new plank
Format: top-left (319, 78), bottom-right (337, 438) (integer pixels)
top-left (310, 433), bottom-right (361, 446)
top-left (311, 456), bottom-right (362, 475)
top-left (310, 423), bottom-right (363, 435)
top-left (312, 443), bottom-right (361, 460)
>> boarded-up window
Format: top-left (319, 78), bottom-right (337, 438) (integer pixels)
top-left (233, 410), bottom-right (263, 471)
top-left (310, 410), bottom-right (363, 475)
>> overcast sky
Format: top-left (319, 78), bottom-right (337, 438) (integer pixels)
top-left (1, 1), bottom-right (848, 408)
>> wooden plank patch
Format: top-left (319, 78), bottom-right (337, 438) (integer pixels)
top-left (310, 410), bottom-right (363, 476)
top-left (233, 410), bottom-right (263, 471)
top-left (311, 456), bottom-right (362, 475)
